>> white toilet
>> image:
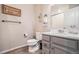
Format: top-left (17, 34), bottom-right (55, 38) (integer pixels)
top-left (26, 32), bottom-right (42, 53)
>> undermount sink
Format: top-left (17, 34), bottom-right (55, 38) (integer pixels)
top-left (52, 30), bottom-right (79, 39)
top-left (42, 28), bottom-right (79, 39)
top-left (68, 31), bottom-right (79, 35)
top-left (57, 29), bottom-right (79, 35)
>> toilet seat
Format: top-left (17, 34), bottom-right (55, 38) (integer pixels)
top-left (27, 39), bottom-right (39, 46)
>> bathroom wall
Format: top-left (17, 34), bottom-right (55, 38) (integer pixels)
top-left (34, 5), bottom-right (43, 32)
top-left (34, 4), bottom-right (51, 32)
top-left (42, 5), bottom-right (51, 31)
top-left (34, 4), bottom-right (79, 32)
top-left (0, 4), bottom-right (35, 53)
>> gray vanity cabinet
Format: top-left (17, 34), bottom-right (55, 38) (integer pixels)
top-left (42, 41), bottom-right (50, 48)
top-left (42, 35), bottom-right (50, 42)
top-left (54, 48), bottom-right (68, 54)
top-left (42, 47), bottom-right (50, 54)
top-left (51, 36), bottom-right (78, 50)
top-left (50, 46), bottom-right (55, 54)
top-left (42, 34), bottom-right (50, 54)
top-left (42, 34), bottom-right (79, 54)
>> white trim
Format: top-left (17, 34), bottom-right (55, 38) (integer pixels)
top-left (0, 44), bottom-right (27, 54)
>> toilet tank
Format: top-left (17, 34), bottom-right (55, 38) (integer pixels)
top-left (36, 32), bottom-right (42, 40)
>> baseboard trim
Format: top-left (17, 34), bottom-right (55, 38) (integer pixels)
top-left (0, 44), bottom-right (27, 54)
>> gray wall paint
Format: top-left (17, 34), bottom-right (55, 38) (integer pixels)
top-left (0, 4), bottom-right (35, 52)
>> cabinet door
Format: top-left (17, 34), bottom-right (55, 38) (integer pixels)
top-left (42, 47), bottom-right (50, 54)
top-left (51, 37), bottom-right (78, 50)
top-left (50, 46), bottom-right (55, 54)
top-left (42, 35), bottom-right (50, 42)
top-left (53, 43), bottom-right (78, 54)
top-left (42, 40), bottom-right (50, 49)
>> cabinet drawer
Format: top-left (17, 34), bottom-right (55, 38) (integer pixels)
top-left (54, 48), bottom-right (68, 54)
top-left (51, 37), bottom-right (78, 50)
top-left (42, 48), bottom-right (50, 54)
top-left (52, 44), bottom-right (78, 54)
top-left (42, 41), bottom-right (50, 48)
top-left (42, 35), bottom-right (50, 42)
top-left (50, 46), bottom-right (55, 54)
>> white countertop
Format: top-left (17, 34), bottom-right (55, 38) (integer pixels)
top-left (42, 32), bottom-right (79, 40)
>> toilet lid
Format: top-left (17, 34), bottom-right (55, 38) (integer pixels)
top-left (27, 39), bottom-right (39, 46)
top-left (27, 39), bottom-right (38, 43)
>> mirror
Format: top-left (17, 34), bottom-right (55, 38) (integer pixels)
top-left (51, 4), bottom-right (69, 29)
top-left (64, 6), bottom-right (79, 29)
top-left (51, 13), bottom-right (64, 29)
top-left (51, 5), bottom-right (79, 29)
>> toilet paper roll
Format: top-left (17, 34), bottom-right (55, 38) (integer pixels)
top-left (24, 34), bottom-right (28, 37)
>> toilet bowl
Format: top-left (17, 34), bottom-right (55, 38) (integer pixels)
top-left (26, 32), bottom-right (42, 53)
top-left (27, 32), bottom-right (42, 46)
top-left (27, 39), bottom-right (39, 53)
top-left (27, 39), bottom-right (39, 46)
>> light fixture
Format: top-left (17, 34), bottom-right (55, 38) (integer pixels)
top-left (43, 14), bottom-right (48, 24)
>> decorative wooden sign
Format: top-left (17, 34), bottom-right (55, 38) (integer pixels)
top-left (1, 4), bottom-right (21, 17)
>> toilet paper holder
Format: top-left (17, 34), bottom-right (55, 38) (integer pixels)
top-left (24, 34), bottom-right (28, 38)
